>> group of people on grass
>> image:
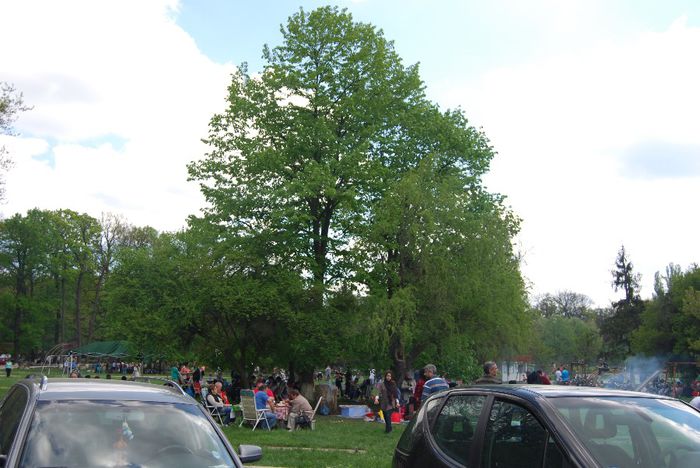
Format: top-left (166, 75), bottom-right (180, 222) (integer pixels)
top-left (177, 363), bottom-right (312, 431)
top-left (170, 360), bottom-right (513, 434)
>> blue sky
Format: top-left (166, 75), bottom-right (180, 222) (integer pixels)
top-left (176, 1), bottom-right (700, 87)
top-left (1, 0), bottom-right (699, 306)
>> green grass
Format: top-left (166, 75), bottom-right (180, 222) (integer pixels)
top-left (224, 415), bottom-right (402, 467)
top-left (0, 374), bottom-right (24, 395)
top-left (0, 374), bottom-right (402, 467)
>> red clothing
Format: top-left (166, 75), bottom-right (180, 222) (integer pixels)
top-left (414, 378), bottom-right (426, 405)
top-left (540, 374), bottom-right (552, 385)
top-left (253, 388), bottom-right (275, 399)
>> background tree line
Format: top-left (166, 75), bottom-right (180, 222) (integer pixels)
top-left (529, 246), bottom-right (700, 368)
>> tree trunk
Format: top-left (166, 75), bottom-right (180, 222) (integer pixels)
top-left (75, 271), bottom-right (83, 347)
top-left (316, 383), bottom-right (338, 414)
top-left (299, 369), bottom-right (315, 401)
top-left (13, 263), bottom-right (27, 356)
top-left (60, 276), bottom-right (66, 343)
top-left (88, 274), bottom-right (105, 342)
top-left (390, 337), bottom-right (408, 388)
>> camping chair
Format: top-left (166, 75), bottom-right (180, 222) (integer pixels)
top-left (297, 396), bottom-right (323, 431)
top-left (239, 389), bottom-right (271, 431)
top-left (204, 397), bottom-right (225, 425)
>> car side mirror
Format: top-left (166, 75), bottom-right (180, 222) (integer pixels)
top-left (238, 444), bottom-right (263, 463)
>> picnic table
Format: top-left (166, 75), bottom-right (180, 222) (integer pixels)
top-left (274, 403), bottom-right (289, 428)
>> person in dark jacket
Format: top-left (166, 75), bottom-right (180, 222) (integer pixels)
top-left (475, 361), bottom-right (502, 384)
top-left (376, 371), bottom-right (400, 433)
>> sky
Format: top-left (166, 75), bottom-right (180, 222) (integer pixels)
top-left (1, 0), bottom-right (699, 307)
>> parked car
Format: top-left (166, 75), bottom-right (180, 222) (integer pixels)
top-left (393, 384), bottom-right (700, 468)
top-left (0, 376), bottom-right (262, 467)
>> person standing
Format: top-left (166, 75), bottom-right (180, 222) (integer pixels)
top-left (412, 370), bottom-right (426, 413)
top-left (376, 371), bottom-right (400, 433)
top-left (475, 361), bottom-right (502, 384)
top-left (555, 366), bottom-right (563, 384)
top-left (5, 358), bottom-right (12, 377)
top-left (420, 364), bottom-right (449, 403)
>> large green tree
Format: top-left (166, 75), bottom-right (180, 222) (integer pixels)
top-left (189, 6), bottom-right (527, 381)
top-left (188, 6), bottom-right (436, 377)
top-left (0, 210), bottom-right (48, 354)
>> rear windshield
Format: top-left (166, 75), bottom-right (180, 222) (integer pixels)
top-left (550, 396), bottom-right (700, 468)
top-left (20, 400), bottom-right (236, 468)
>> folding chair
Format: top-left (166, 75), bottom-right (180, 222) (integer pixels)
top-left (239, 389), bottom-right (271, 431)
top-left (309, 395), bottom-right (324, 430)
top-left (203, 394), bottom-right (224, 425)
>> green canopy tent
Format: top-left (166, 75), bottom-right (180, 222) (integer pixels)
top-left (68, 341), bottom-right (135, 358)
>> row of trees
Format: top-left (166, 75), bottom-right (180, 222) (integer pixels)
top-left (0, 8), bottom-right (528, 385)
top-left (530, 246), bottom-right (700, 367)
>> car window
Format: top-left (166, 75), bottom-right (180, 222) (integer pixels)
top-left (551, 396), bottom-right (700, 468)
top-left (544, 435), bottom-right (572, 468)
top-left (425, 395), bottom-right (444, 428)
top-left (397, 394), bottom-right (439, 454)
top-left (397, 408), bottom-right (422, 452)
top-left (480, 399), bottom-right (549, 468)
top-left (19, 400), bottom-right (236, 468)
top-left (432, 394), bottom-right (484, 466)
top-left (0, 386), bottom-right (29, 457)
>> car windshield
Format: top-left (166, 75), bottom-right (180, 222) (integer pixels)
top-left (20, 400), bottom-right (236, 468)
top-left (550, 396), bottom-right (700, 468)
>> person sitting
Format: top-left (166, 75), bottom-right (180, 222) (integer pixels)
top-left (285, 389), bottom-right (313, 431)
top-left (254, 383), bottom-right (278, 429)
top-left (207, 381), bottom-right (234, 426)
top-left (254, 379), bottom-right (276, 401)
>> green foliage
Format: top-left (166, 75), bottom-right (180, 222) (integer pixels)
top-left (417, 334), bottom-right (481, 382)
top-left (186, 6), bottom-right (528, 378)
top-left (600, 246), bottom-right (644, 359)
top-left (633, 264), bottom-right (700, 357)
top-left (360, 153), bottom-right (528, 370)
top-left (531, 314), bottom-right (601, 366)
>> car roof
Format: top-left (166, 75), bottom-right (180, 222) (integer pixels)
top-left (26, 378), bottom-right (195, 404)
top-left (455, 383), bottom-right (677, 400)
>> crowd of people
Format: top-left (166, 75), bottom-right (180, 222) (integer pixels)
top-left (168, 362), bottom-right (315, 430)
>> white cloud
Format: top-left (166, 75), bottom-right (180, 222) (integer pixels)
top-left (436, 17), bottom-right (700, 306)
top-left (0, 0), bottom-right (234, 231)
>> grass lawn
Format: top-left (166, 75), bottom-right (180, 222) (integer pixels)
top-left (0, 374), bottom-right (402, 467)
top-left (224, 414), bottom-right (402, 467)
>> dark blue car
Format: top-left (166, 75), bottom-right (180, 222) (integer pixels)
top-left (394, 384), bottom-right (700, 468)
